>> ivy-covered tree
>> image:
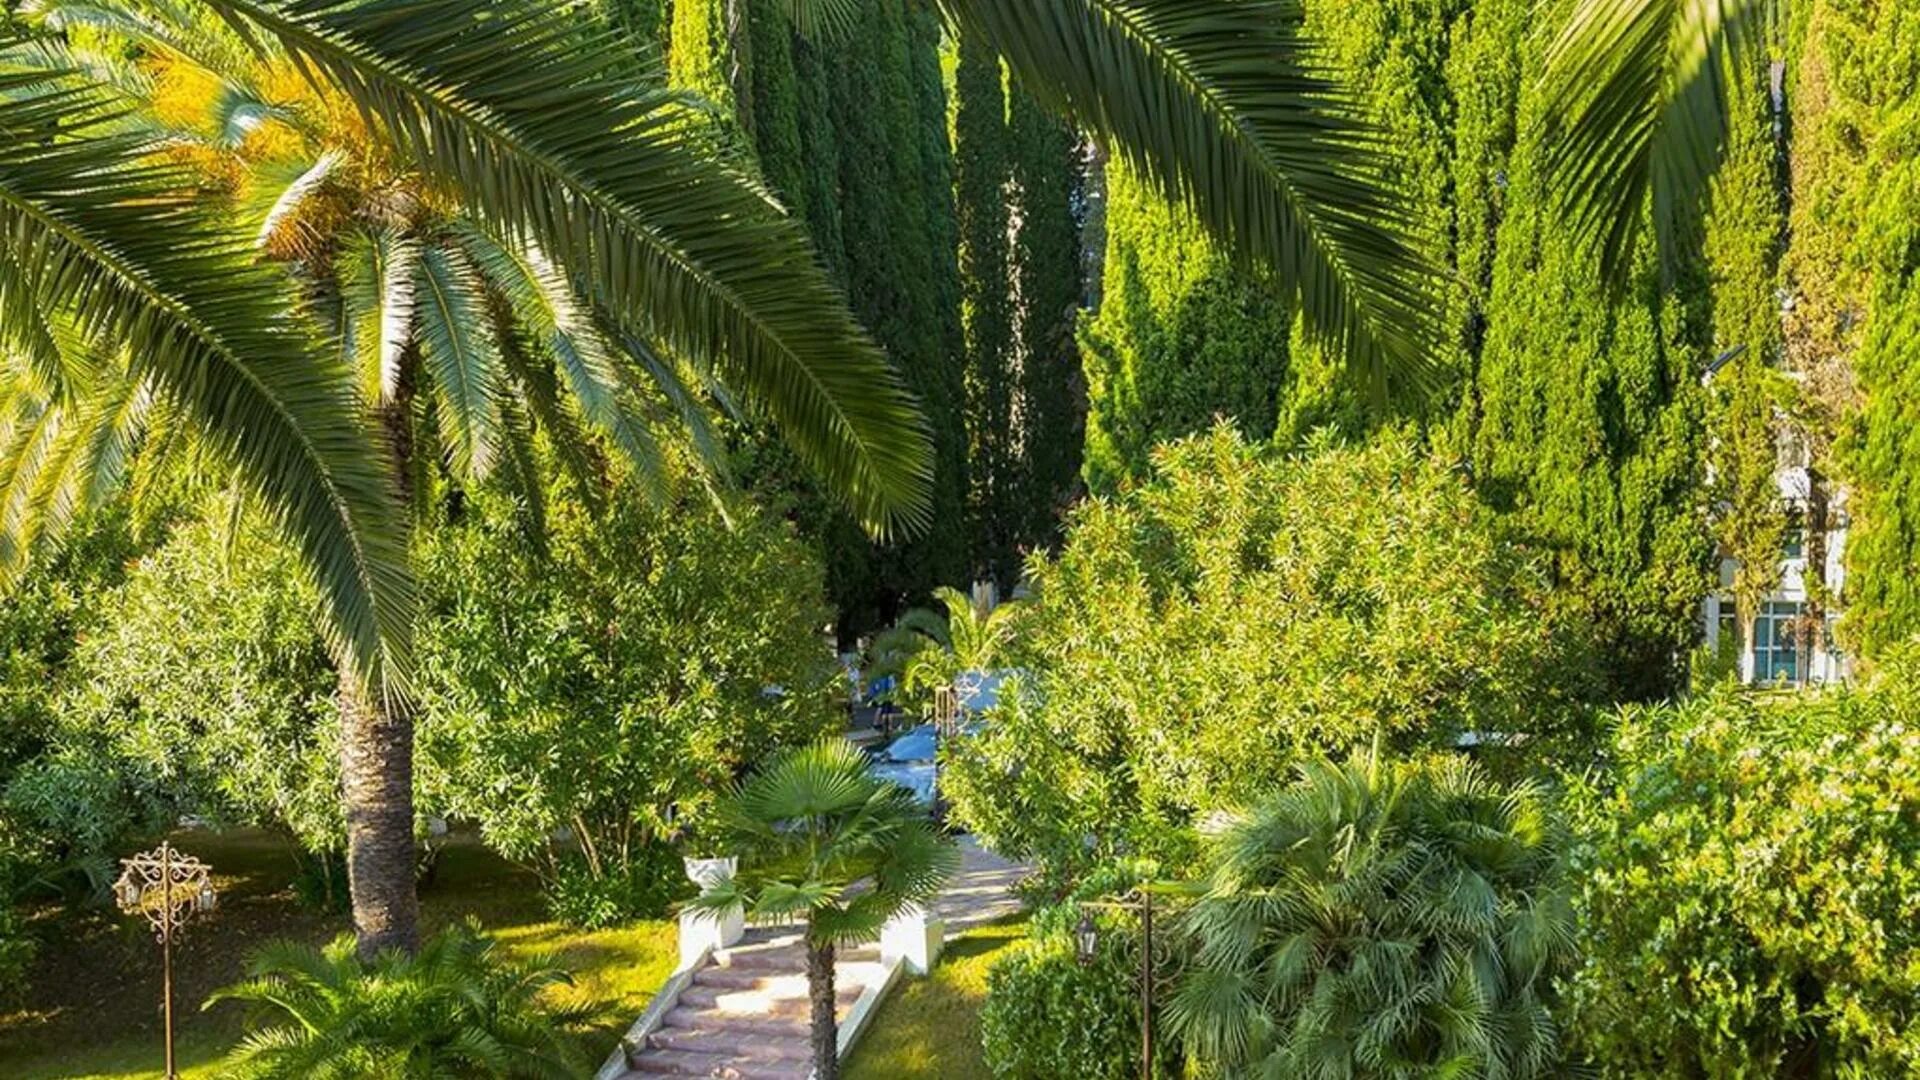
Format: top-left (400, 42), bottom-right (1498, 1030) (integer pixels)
top-left (1078, 158), bottom-right (1293, 492)
top-left (1468, 13), bottom-right (1714, 700)
top-left (1788, 0), bottom-right (1920, 662)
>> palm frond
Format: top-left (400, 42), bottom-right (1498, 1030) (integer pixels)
top-left (0, 70), bottom-right (413, 693)
top-left (945, 0), bottom-right (1442, 398)
top-left (336, 226), bottom-right (418, 405)
top-left (451, 223), bottom-right (668, 492)
top-left (412, 242), bottom-right (502, 480)
top-left (1541, 0), bottom-right (1765, 284)
top-left (201, 0), bottom-right (934, 537)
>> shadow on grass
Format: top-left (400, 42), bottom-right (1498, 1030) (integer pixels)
top-left (0, 828), bottom-right (677, 1080)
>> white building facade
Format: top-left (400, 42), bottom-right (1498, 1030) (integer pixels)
top-left (1701, 459), bottom-right (1852, 687)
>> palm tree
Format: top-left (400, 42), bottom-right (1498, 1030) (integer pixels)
top-left (3, 0), bottom-right (931, 955)
top-left (867, 585), bottom-right (1021, 713)
top-left (1168, 753), bottom-right (1573, 1077)
top-left (208, 919), bottom-right (589, 1079)
top-left (691, 740), bottom-right (959, 1080)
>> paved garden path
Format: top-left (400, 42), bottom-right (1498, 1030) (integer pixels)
top-left (615, 838), bottom-right (1027, 1079)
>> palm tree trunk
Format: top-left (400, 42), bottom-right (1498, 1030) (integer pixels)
top-left (338, 364), bottom-right (420, 959)
top-left (339, 673), bottom-right (419, 958)
top-left (807, 938), bottom-right (838, 1080)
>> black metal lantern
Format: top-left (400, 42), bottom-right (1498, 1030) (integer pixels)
top-left (1074, 909), bottom-right (1098, 966)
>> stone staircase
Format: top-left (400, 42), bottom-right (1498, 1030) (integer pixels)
top-left (607, 840), bottom-right (1027, 1079)
top-left (614, 929), bottom-right (888, 1079)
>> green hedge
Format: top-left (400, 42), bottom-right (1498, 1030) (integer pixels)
top-left (980, 915), bottom-right (1165, 1080)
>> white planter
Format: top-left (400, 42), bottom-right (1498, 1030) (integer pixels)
top-left (682, 856), bottom-right (736, 891)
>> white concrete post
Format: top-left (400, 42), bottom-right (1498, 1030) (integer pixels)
top-left (679, 857), bottom-right (743, 969)
top-left (678, 905), bottom-right (744, 969)
top-left (880, 904), bottom-right (945, 976)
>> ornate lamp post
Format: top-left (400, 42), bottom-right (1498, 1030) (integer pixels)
top-left (1074, 888), bottom-right (1159, 1080)
top-left (114, 842), bottom-right (216, 1080)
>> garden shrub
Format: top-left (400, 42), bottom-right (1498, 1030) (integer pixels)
top-left (416, 471), bottom-right (837, 925)
top-left (542, 844), bottom-right (690, 928)
top-left (1562, 663), bottom-right (1920, 1076)
top-left (980, 912), bottom-right (1172, 1080)
top-left (1171, 753), bottom-right (1572, 1077)
top-left (58, 506), bottom-right (343, 857)
top-left (943, 426), bottom-right (1601, 879)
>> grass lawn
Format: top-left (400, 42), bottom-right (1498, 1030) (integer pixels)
top-left (0, 829), bottom-right (677, 1080)
top-left (843, 916), bottom-right (1029, 1080)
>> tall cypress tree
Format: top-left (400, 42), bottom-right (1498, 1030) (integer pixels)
top-left (953, 37), bottom-right (1017, 583)
top-left (1008, 90), bottom-right (1085, 550)
top-left (1469, 18), bottom-right (1712, 699)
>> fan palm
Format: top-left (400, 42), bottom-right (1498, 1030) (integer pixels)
top-left (1168, 753), bottom-right (1573, 1078)
top-left (690, 740), bottom-right (959, 1080)
top-left (207, 919), bottom-right (590, 1079)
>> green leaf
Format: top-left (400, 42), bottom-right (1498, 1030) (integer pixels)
top-left (412, 242), bottom-right (502, 480)
top-left (0, 70), bottom-right (413, 693)
top-left (1541, 0), bottom-right (1765, 284)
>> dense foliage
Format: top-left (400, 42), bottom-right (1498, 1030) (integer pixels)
top-left (417, 473), bottom-right (836, 925)
top-left (210, 920), bottom-right (589, 1079)
top-left (1079, 158), bottom-right (1294, 491)
top-left (979, 912), bottom-right (1164, 1080)
top-left (62, 508), bottom-right (342, 859)
top-left (943, 427), bottom-right (1600, 878)
top-left (1562, 669), bottom-right (1920, 1075)
top-left (669, 0), bottom-right (1085, 627)
top-left (1078, 0), bottom-right (1724, 697)
top-left (1801, 0), bottom-right (1920, 660)
top-left (0, 512), bottom-right (156, 992)
top-left (687, 0), bottom-right (969, 631)
top-left (1171, 755), bottom-right (1571, 1077)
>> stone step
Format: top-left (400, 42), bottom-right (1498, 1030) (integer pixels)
top-left (693, 967), bottom-right (803, 992)
top-left (624, 1048), bottom-right (811, 1079)
top-left (677, 982), bottom-right (862, 1016)
top-left (646, 1026), bottom-right (810, 1060)
top-left (718, 943), bottom-right (880, 971)
top-left (660, 1006), bottom-right (809, 1039)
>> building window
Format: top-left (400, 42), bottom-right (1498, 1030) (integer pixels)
top-left (1753, 600), bottom-right (1803, 684)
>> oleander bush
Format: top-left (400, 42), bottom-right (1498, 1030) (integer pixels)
top-left (944, 427), bottom-right (1602, 881)
top-left (416, 472), bottom-right (838, 926)
top-left (1561, 662), bottom-right (1920, 1076)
